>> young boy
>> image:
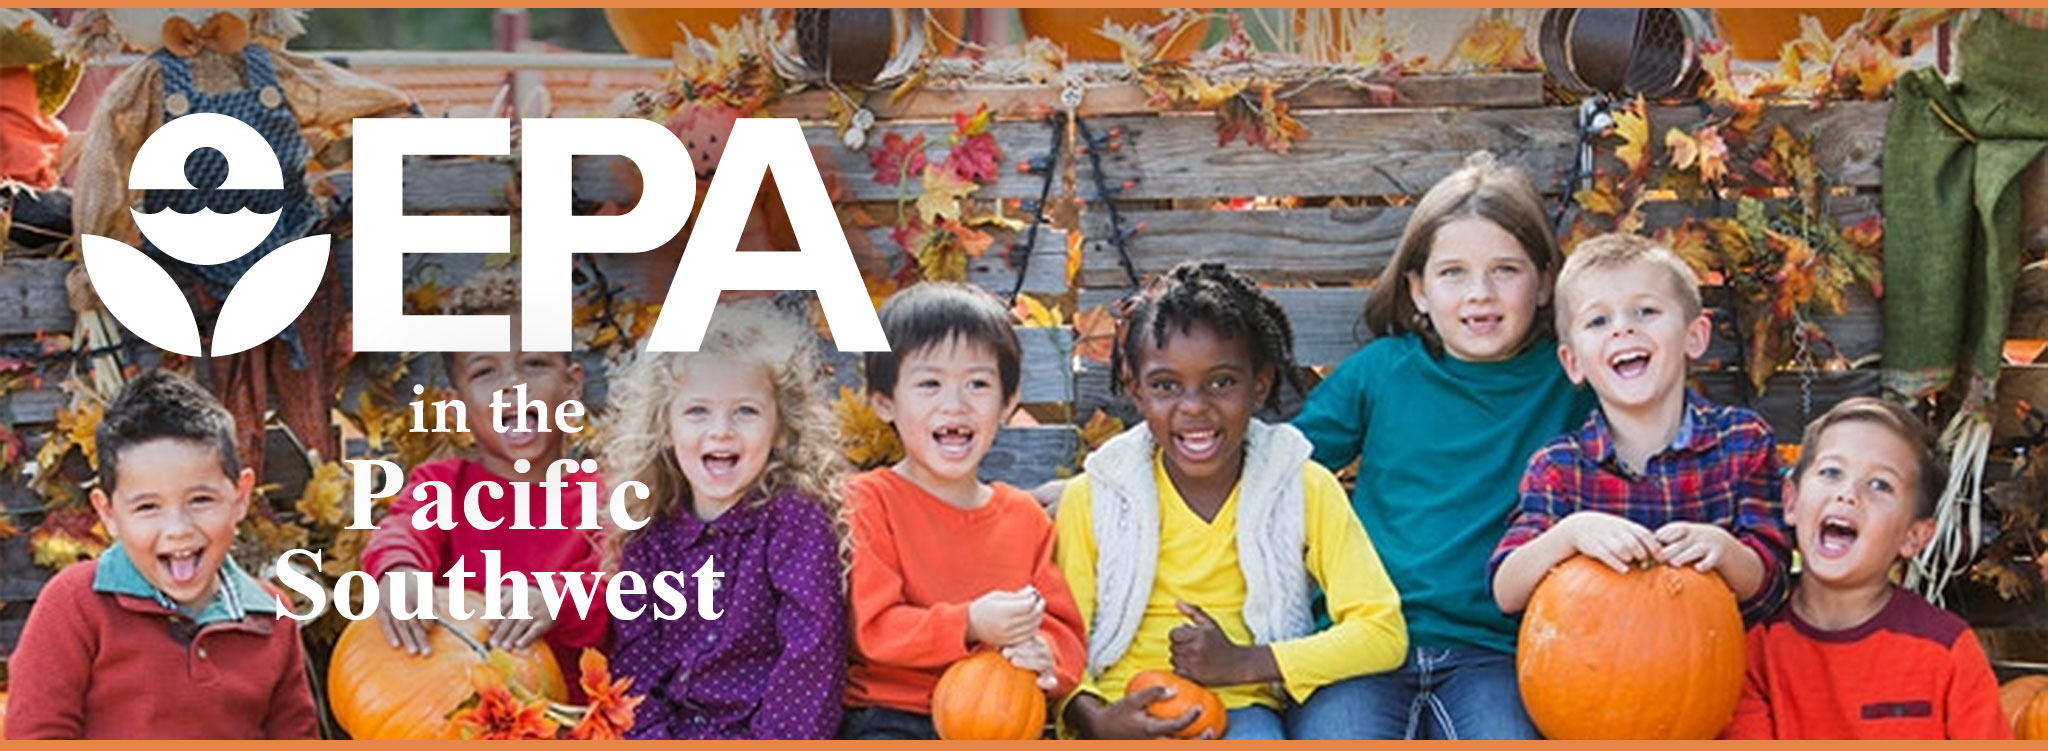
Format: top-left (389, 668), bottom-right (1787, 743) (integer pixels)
top-left (839, 282), bottom-right (1086, 740)
top-left (1491, 233), bottom-right (1792, 621)
top-left (361, 270), bottom-right (606, 696)
top-left (7, 370), bottom-right (317, 739)
top-left (1722, 398), bottom-right (2009, 739)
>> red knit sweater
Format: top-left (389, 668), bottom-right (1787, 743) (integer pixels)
top-left (5, 561), bottom-right (318, 739)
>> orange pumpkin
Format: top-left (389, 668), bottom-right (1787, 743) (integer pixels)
top-left (1126, 670), bottom-right (1227, 740)
top-left (1, 688), bottom-right (9, 739)
top-left (2007, 675), bottom-right (2048, 740)
top-left (1019, 9), bottom-right (1211, 61)
top-left (1517, 557), bottom-right (1745, 739)
top-left (930, 651), bottom-right (1045, 740)
top-left (327, 590), bottom-right (567, 740)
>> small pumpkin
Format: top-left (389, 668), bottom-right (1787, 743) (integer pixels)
top-left (2007, 675), bottom-right (2048, 740)
top-left (1517, 556), bottom-right (1745, 740)
top-left (327, 589), bottom-right (567, 740)
top-left (1, 687), bottom-right (9, 738)
top-left (931, 650), bottom-right (1045, 740)
top-left (1125, 670), bottom-right (1227, 740)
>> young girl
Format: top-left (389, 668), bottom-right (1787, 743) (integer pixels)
top-left (602, 300), bottom-right (849, 740)
top-left (1055, 262), bottom-right (1407, 740)
top-left (1291, 152), bottom-right (1598, 739)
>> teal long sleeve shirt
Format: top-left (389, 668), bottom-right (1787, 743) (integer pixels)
top-left (1293, 333), bottom-right (1595, 655)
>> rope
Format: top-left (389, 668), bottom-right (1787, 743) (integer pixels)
top-left (1007, 111), bottom-right (1067, 303)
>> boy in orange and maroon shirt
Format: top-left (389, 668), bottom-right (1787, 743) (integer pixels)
top-left (8, 371), bottom-right (317, 739)
top-left (1722, 398), bottom-right (2008, 739)
top-left (839, 282), bottom-right (1085, 739)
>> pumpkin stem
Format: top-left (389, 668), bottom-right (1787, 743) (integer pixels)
top-left (436, 619), bottom-right (491, 659)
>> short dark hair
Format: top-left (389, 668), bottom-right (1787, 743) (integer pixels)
top-left (864, 282), bottom-right (1021, 400)
top-left (96, 370), bottom-right (241, 495)
top-left (1112, 262), bottom-right (1304, 412)
top-left (1792, 397), bottom-right (1946, 519)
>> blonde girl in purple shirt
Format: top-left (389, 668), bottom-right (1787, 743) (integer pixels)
top-left (600, 300), bottom-right (850, 739)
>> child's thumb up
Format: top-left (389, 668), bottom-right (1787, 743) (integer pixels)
top-left (1175, 600), bottom-right (1218, 629)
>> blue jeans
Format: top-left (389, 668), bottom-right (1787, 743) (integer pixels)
top-left (1288, 646), bottom-right (1541, 739)
top-left (1214, 675), bottom-right (1408, 740)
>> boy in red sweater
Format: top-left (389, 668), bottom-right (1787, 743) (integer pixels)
top-left (839, 282), bottom-right (1086, 739)
top-left (8, 370), bottom-right (317, 739)
top-left (361, 271), bottom-right (606, 694)
top-left (1722, 398), bottom-right (2009, 739)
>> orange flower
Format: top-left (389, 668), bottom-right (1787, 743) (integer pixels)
top-left (566, 650), bottom-right (644, 741)
top-left (453, 665), bottom-right (559, 740)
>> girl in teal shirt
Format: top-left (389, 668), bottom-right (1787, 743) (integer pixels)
top-left (1292, 152), bottom-right (1596, 739)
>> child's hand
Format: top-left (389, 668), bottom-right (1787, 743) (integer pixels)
top-left (999, 633), bottom-right (1059, 691)
top-left (376, 566), bottom-right (435, 656)
top-left (1080, 686), bottom-right (1210, 740)
top-left (1655, 522), bottom-right (1742, 572)
top-left (1562, 511), bottom-right (1659, 573)
top-left (485, 580), bottom-right (558, 651)
top-left (966, 587), bottom-right (1045, 647)
top-left (1168, 601), bottom-right (1269, 686)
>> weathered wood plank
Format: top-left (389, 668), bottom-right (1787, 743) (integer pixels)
top-left (399, 102), bottom-right (1885, 210)
top-left (3, 387), bottom-right (68, 427)
top-left (2013, 262), bottom-right (2048, 340)
top-left (1080, 286), bottom-right (1372, 369)
top-left (1078, 195), bottom-right (1881, 287)
top-left (1015, 326), bottom-right (1075, 405)
top-left (0, 258), bottom-right (75, 336)
top-left (0, 528), bottom-right (49, 602)
top-left (1994, 365), bottom-right (2047, 444)
top-left (774, 72), bottom-right (1547, 121)
top-left (983, 425), bottom-right (1078, 489)
top-left (1693, 369), bottom-right (1882, 441)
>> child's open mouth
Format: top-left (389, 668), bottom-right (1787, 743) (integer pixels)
top-left (1461, 313), bottom-right (1503, 337)
top-left (932, 425), bottom-right (976, 460)
top-left (1815, 515), bottom-right (1859, 558)
top-left (161, 550), bottom-right (203, 583)
top-left (1174, 429), bottom-right (1222, 462)
top-left (1608, 349), bottom-right (1652, 379)
top-left (701, 451), bottom-right (741, 480)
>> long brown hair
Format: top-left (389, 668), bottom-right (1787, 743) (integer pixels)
top-left (1362, 151), bottom-right (1562, 357)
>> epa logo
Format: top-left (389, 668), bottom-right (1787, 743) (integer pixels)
top-left (81, 112), bottom-right (330, 357)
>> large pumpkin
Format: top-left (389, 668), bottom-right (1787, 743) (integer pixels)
top-left (2008, 675), bottom-right (2048, 740)
top-left (327, 590), bottom-right (567, 740)
top-left (930, 650), bottom-right (1045, 740)
top-left (1517, 557), bottom-right (1744, 739)
top-left (1019, 9), bottom-right (1210, 61)
top-left (1126, 670), bottom-right (1227, 740)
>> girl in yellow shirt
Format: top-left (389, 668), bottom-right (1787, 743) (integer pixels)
top-left (1055, 263), bottom-right (1408, 740)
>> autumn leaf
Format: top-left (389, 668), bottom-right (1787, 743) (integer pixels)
top-left (1572, 174), bottom-right (1624, 216)
top-left (916, 167), bottom-right (978, 224)
top-left (1072, 305), bottom-right (1117, 365)
top-left (944, 131), bottom-right (1002, 184)
top-left (867, 131), bottom-right (927, 186)
top-left (1078, 409), bottom-right (1126, 451)
top-left (1449, 14), bottom-right (1536, 71)
top-left (29, 507), bottom-right (107, 570)
top-left (1695, 126), bottom-right (1730, 185)
top-left (293, 462), bottom-right (351, 527)
top-left (951, 101), bottom-right (993, 140)
top-left (1655, 221), bottom-right (1719, 282)
top-left (1696, 38), bottom-right (1742, 106)
top-left (1666, 128), bottom-right (1699, 172)
top-left (1831, 36), bottom-right (1898, 100)
top-left (566, 649), bottom-right (644, 740)
top-left (1611, 97), bottom-right (1651, 181)
top-left (1012, 294), bottom-right (1064, 328)
top-left (833, 385), bottom-right (904, 469)
top-left (1064, 229), bottom-right (1085, 286)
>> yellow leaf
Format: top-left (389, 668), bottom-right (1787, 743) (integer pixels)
top-left (916, 167), bottom-right (978, 224)
top-left (294, 462), bottom-right (352, 527)
top-left (1064, 229), bottom-right (1084, 286)
top-left (965, 213), bottom-right (1025, 232)
top-left (832, 385), bottom-right (904, 470)
top-left (1611, 98), bottom-right (1650, 177)
top-left (1572, 175), bottom-right (1624, 216)
top-left (1665, 127), bottom-right (1699, 172)
top-left (1450, 15), bottom-right (1535, 71)
top-left (1078, 409), bottom-right (1126, 451)
top-left (1695, 127), bottom-right (1730, 185)
top-left (1012, 294), bottom-right (1063, 328)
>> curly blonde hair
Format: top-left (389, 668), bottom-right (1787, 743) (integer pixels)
top-left (598, 300), bottom-right (849, 572)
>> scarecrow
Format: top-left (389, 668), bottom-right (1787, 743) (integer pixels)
top-left (67, 8), bottom-right (416, 480)
top-left (0, 9), bottom-right (82, 250)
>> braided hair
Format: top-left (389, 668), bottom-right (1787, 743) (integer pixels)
top-left (1111, 262), bottom-right (1304, 412)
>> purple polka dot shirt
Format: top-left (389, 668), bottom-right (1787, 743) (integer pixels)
top-left (613, 489), bottom-right (848, 740)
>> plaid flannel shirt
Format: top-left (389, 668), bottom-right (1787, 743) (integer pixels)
top-left (1490, 390), bottom-right (1792, 622)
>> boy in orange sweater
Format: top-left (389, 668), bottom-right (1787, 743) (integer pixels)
top-left (839, 282), bottom-right (1086, 739)
top-left (1722, 398), bottom-right (2008, 739)
top-left (8, 370), bottom-right (317, 739)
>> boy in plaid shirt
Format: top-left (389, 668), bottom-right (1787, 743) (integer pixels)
top-left (1489, 234), bottom-right (1790, 622)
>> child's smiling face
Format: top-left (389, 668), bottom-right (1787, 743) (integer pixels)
top-left (1786, 419), bottom-right (1934, 590)
top-left (1407, 217), bottom-right (1550, 363)
top-left (450, 313), bottom-right (585, 477)
top-left (1556, 262), bottom-right (1710, 415)
top-left (1129, 320), bottom-right (1272, 494)
top-left (89, 438), bottom-right (253, 611)
top-left (872, 336), bottom-right (1016, 493)
top-left (667, 357), bottom-right (779, 518)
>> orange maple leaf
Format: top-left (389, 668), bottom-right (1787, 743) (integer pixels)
top-left (1072, 305), bottom-right (1117, 365)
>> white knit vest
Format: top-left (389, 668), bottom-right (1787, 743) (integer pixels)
top-left (1081, 419), bottom-right (1316, 677)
